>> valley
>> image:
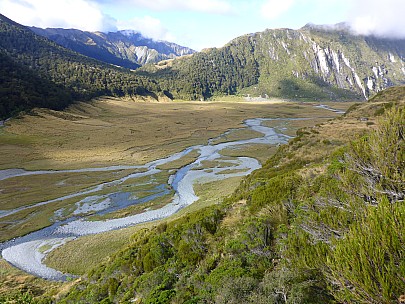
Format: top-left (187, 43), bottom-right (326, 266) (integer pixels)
top-left (0, 8), bottom-right (404, 303)
top-left (0, 98), bottom-right (353, 282)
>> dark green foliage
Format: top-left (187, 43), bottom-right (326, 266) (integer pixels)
top-left (138, 37), bottom-right (260, 100)
top-left (343, 107), bottom-right (404, 204)
top-left (249, 173), bottom-right (301, 214)
top-left (137, 26), bottom-right (405, 101)
top-left (0, 14), bottom-right (161, 118)
top-left (0, 291), bottom-right (35, 304)
top-left (249, 268), bottom-right (332, 304)
top-left (283, 106), bottom-right (405, 303)
top-left (0, 51), bottom-right (72, 118)
top-left (327, 198), bottom-right (405, 303)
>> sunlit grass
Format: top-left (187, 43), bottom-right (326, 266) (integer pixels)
top-left (0, 97), bottom-right (357, 273)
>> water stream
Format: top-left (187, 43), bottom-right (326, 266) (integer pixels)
top-left (0, 110), bottom-right (339, 281)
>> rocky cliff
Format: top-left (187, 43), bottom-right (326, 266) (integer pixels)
top-left (30, 27), bottom-right (195, 69)
top-left (139, 23), bottom-right (405, 100)
top-left (251, 23), bottom-right (405, 99)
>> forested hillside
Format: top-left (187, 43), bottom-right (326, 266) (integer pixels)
top-left (0, 52), bottom-right (72, 118)
top-left (138, 24), bottom-right (405, 101)
top-left (55, 87), bottom-right (404, 304)
top-left (0, 14), bottom-right (163, 119)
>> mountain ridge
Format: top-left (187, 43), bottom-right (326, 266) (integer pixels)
top-left (30, 27), bottom-right (196, 69)
top-left (138, 23), bottom-right (405, 101)
top-left (0, 14), bottom-right (165, 118)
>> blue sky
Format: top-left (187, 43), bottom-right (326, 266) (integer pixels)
top-left (1, 0), bottom-right (404, 50)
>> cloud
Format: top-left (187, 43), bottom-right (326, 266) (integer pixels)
top-left (125, 0), bottom-right (233, 14)
top-left (117, 16), bottom-right (175, 41)
top-left (0, 0), bottom-right (176, 42)
top-left (348, 0), bottom-right (405, 38)
top-left (260, 0), bottom-right (295, 20)
top-left (0, 0), bottom-right (117, 31)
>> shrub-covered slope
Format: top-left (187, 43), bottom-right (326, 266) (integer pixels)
top-left (57, 88), bottom-right (404, 304)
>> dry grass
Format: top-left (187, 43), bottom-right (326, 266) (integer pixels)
top-left (0, 97), bottom-right (357, 275)
top-left (0, 169), bottom-right (136, 210)
top-left (45, 175), bottom-right (244, 275)
top-left (209, 128), bottom-right (263, 145)
top-left (156, 150), bottom-right (200, 170)
top-left (220, 144), bottom-right (279, 164)
top-left (44, 225), bottom-right (149, 275)
top-left (0, 258), bottom-right (62, 300)
top-left (0, 98), bottom-right (354, 171)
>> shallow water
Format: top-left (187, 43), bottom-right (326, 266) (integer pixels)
top-left (0, 114), bottom-right (335, 281)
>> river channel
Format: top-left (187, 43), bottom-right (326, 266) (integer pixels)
top-left (0, 109), bottom-right (342, 281)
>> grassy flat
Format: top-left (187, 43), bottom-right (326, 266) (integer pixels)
top-left (0, 97), bottom-right (357, 275)
top-left (0, 98), bottom-right (355, 170)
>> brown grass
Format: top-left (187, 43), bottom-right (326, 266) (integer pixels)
top-left (0, 97), bottom-right (357, 274)
top-left (0, 98), bottom-right (355, 171)
top-left (0, 258), bottom-right (62, 300)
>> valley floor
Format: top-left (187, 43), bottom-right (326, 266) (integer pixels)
top-left (0, 97), bottom-right (357, 300)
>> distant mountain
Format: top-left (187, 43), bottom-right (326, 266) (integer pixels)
top-left (30, 27), bottom-right (196, 69)
top-left (0, 14), bottom-right (163, 119)
top-left (138, 23), bottom-right (405, 101)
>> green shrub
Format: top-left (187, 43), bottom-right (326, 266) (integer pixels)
top-left (327, 198), bottom-right (405, 303)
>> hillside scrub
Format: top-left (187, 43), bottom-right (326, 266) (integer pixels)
top-left (283, 106), bottom-right (405, 303)
top-left (0, 88), bottom-right (402, 303)
top-left (52, 94), bottom-right (404, 303)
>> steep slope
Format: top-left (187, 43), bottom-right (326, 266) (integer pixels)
top-left (0, 52), bottom-right (72, 118)
top-left (55, 88), bottom-right (404, 303)
top-left (30, 27), bottom-right (195, 68)
top-left (0, 14), bottom-right (162, 118)
top-left (138, 24), bottom-right (405, 101)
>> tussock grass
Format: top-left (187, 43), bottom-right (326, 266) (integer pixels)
top-left (208, 128), bottom-right (263, 145)
top-left (0, 169), bottom-right (136, 210)
top-left (0, 97), bottom-right (356, 273)
top-left (0, 258), bottom-right (62, 301)
top-left (0, 98), bottom-right (354, 171)
top-left (220, 144), bottom-right (278, 164)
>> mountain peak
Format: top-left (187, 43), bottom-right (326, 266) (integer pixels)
top-left (117, 29), bottom-right (141, 37)
top-left (30, 27), bottom-right (196, 68)
top-left (302, 22), bottom-right (351, 32)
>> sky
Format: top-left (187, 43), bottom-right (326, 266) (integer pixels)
top-left (1, 0), bottom-right (405, 51)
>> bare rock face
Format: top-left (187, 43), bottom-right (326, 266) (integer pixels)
top-left (141, 24), bottom-right (405, 101)
top-left (30, 27), bottom-right (196, 69)
top-left (241, 25), bottom-right (405, 99)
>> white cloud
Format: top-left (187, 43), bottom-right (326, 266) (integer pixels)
top-left (0, 0), bottom-right (117, 31)
top-left (126, 0), bottom-right (233, 14)
top-left (348, 0), bottom-right (405, 38)
top-left (117, 16), bottom-right (175, 41)
top-left (0, 0), bottom-right (176, 42)
top-left (260, 0), bottom-right (295, 20)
